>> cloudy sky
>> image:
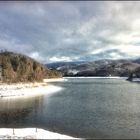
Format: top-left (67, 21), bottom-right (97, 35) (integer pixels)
top-left (0, 1), bottom-right (140, 63)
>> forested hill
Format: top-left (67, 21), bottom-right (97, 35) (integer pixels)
top-left (0, 51), bottom-right (62, 83)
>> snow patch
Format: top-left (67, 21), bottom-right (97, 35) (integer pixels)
top-left (132, 78), bottom-right (140, 82)
top-left (43, 78), bottom-right (68, 82)
top-left (68, 70), bottom-right (79, 75)
top-left (0, 128), bottom-right (78, 139)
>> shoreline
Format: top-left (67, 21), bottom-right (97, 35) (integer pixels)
top-left (43, 78), bottom-right (68, 82)
top-left (0, 77), bottom-right (131, 98)
top-left (0, 128), bottom-right (77, 139)
top-left (64, 76), bottom-right (128, 79)
top-left (0, 82), bottom-right (63, 98)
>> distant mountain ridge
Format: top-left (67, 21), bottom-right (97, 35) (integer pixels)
top-left (47, 61), bottom-right (86, 69)
top-left (46, 58), bottom-right (140, 77)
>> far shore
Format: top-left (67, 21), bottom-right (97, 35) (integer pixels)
top-left (0, 76), bottom-right (138, 98)
top-left (64, 76), bottom-right (128, 79)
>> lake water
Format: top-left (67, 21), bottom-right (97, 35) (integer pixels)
top-left (0, 78), bottom-right (140, 139)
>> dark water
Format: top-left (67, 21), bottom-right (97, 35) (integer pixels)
top-left (0, 78), bottom-right (140, 139)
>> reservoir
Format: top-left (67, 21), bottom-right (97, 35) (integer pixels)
top-left (0, 78), bottom-right (140, 139)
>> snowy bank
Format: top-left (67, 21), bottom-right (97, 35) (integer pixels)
top-left (0, 83), bottom-right (63, 98)
top-left (0, 128), bottom-right (78, 139)
top-left (43, 78), bottom-right (68, 82)
top-left (131, 78), bottom-right (140, 82)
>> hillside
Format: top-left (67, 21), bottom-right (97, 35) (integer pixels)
top-left (46, 59), bottom-right (140, 77)
top-left (0, 51), bottom-right (62, 83)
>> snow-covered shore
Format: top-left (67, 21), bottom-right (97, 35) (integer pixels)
top-left (43, 78), bottom-right (68, 82)
top-left (0, 82), bottom-right (63, 98)
top-left (0, 128), bottom-right (77, 139)
top-left (131, 78), bottom-right (140, 82)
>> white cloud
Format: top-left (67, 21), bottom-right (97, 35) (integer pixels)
top-left (91, 46), bottom-right (118, 55)
top-left (109, 52), bottom-right (122, 59)
top-left (117, 45), bottom-right (140, 57)
top-left (49, 56), bottom-right (79, 62)
top-left (29, 52), bottom-right (45, 62)
top-left (49, 56), bottom-right (72, 62)
top-left (0, 1), bottom-right (140, 63)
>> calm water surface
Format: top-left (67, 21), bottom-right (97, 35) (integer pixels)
top-left (0, 78), bottom-right (140, 139)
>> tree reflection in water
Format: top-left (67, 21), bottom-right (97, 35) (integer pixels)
top-left (0, 95), bottom-right (43, 128)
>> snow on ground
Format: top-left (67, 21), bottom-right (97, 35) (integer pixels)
top-left (43, 78), bottom-right (68, 82)
top-left (0, 128), bottom-right (78, 139)
top-left (132, 78), bottom-right (140, 82)
top-left (0, 82), bottom-right (63, 98)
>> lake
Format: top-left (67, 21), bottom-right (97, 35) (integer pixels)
top-left (0, 78), bottom-right (140, 139)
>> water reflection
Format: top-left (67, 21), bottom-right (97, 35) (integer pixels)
top-left (0, 96), bottom-right (43, 127)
